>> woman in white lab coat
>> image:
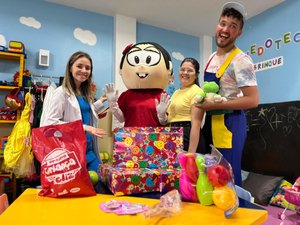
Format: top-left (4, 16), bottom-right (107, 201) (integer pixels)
top-left (41, 51), bottom-right (106, 172)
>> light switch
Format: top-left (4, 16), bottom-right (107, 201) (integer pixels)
top-left (39, 49), bottom-right (50, 66)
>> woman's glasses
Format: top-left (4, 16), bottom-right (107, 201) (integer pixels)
top-left (179, 68), bottom-right (196, 74)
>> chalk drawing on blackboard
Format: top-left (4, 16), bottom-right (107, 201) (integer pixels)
top-left (245, 102), bottom-right (300, 150)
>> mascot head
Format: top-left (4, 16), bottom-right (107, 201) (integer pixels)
top-left (119, 42), bottom-right (172, 89)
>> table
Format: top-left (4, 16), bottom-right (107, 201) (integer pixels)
top-left (0, 188), bottom-right (267, 225)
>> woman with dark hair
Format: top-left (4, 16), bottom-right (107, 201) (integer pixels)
top-left (166, 57), bottom-right (206, 153)
top-left (41, 51), bottom-right (106, 172)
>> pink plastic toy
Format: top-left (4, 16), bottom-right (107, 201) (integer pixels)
top-left (100, 200), bottom-right (148, 215)
top-left (278, 176), bottom-right (300, 224)
top-left (178, 153), bottom-right (198, 202)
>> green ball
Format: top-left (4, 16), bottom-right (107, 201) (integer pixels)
top-left (89, 171), bottom-right (99, 185)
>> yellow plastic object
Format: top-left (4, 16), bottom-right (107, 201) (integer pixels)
top-left (212, 186), bottom-right (237, 210)
top-left (8, 41), bottom-right (24, 53)
top-left (211, 114), bottom-right (232, 148)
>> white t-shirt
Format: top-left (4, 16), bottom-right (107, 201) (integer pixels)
top-left (206, 50), bottom-right (257, 100)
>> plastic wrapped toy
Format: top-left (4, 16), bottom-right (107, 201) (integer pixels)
top-left (279, 176), bottom-right (300, 223)
top-left (100, 200), bottom-right (148, 215)
top-left (142, 190), bottom-right (182, 218)
top-left (178, 145), bottom-right (238, 218)
top-left (178, 153), bottom-right (198, 202)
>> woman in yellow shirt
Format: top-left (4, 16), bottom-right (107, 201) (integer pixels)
top-left (167, 58), bottom-right (205, 153)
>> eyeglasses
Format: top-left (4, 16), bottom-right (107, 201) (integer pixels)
top-left (179, 68), bottom-right (196, 74)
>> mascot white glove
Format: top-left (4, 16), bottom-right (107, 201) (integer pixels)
top-left (104, 83), bottom-right (124, 123)
top-left (155, 93), bottom-right (170, 125)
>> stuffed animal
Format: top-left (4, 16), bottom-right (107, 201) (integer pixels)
top-left (105, 42), bottom-right (172, 127)
top-left (194, 81), bottom-right (227, 104)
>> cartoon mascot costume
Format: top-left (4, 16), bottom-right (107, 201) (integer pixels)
top-left (105, 42), bottom-right (173, 127)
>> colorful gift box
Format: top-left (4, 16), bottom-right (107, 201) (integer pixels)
top-left (99, 126), bottom-right (183, 196)
top-left (159, 168), bottom-right (181, 193)
top-left (99, 163), bottom-right (181, 196)
top-left (112, 127), bottom-right (183, 169)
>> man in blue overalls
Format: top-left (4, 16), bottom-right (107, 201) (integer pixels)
top-left (196, 2), bottom-right (259, 186)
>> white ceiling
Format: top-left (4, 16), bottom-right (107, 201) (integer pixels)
top-left (47, 0), bottom-right (285, 37)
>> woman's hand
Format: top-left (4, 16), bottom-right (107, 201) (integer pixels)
top-left (85, 125), bottom-right (106, 138)
top-left (99, 95), bottom-right (107, 103)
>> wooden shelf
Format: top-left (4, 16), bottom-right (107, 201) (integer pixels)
top-left (0, 86), bottom-right (19, 91)
top-left (0, 120), bottom-right (17, 124)
top-left (0, 51), bottom-right (24, 61)
top-left (0, 51), bottom-right (25, 87)
top-left (0, 52), bottom-right (24, 126)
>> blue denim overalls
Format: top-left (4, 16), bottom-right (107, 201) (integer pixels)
top-left (202, 48), bottom-right (246, 186)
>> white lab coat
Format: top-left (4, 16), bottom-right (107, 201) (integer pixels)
top-left (40, 82), bottom-right (57, 126)
top-left (41, 86), bottom-right (105, 162)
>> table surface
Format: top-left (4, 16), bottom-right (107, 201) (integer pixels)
top-left (0, 188), bottom-right (267, 225)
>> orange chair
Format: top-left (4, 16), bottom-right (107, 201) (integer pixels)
top-left (0, 172), bottom-right (17, 201)
top-left (0, 193), bottom-right (9, 215)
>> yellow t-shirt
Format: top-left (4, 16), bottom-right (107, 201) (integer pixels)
top-left (167, 84), bottom-right (202, 123)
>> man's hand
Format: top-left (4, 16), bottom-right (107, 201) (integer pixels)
top-left (155, 93), bottom-right (170, 125)
top-left (195, 99), bottom-right (221, 111)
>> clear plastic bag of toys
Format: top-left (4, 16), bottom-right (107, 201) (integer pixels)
top-left (178, 145), bottom-right (238, 218)
top-left (142, 190), bottom-right (182, 218)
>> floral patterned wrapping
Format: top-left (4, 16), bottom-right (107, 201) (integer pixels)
top-left (112, 127), bottom-right (183, 169)
top-left (98, 127), bottom-right (183, 196)
top-left (99, 164), bottom-right (181, 196)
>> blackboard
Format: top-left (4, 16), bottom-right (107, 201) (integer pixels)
top-left (242, 101), bottom-right (300, 183)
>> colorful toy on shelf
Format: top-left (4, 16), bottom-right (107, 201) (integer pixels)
top-left (1, 137), bottom-right (8, 151)
top-left (0, 108), bottom-right (17, 121)
top-left (0, 45), bottom-right (7, 52)
top-left (13, 69), bottom-right (31, 86)
top-left (8, 41), bottom-right (25, 54)
top-left (4, 88), bottom-right (23, 110)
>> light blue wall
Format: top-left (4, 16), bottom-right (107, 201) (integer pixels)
top-left (237, 0), bottom-right (300, 104)
top-left (137, 23), bottom-right (200, 90)
top-left (0, 0), bottom-right (113, 99)
top-left (0, 0), bottom-right (200, 102)
top-left (1, 0), bottom-right (299, 105)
